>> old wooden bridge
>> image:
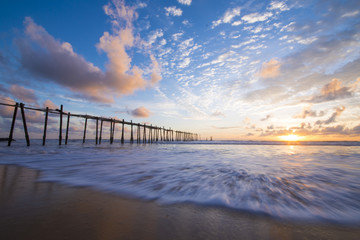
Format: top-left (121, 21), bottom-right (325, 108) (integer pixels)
top-left (0, 101), bottom-right (199, 146)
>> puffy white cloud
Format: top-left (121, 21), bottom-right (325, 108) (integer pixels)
top-left (172, 32), bottom-right (184, 41)
top-left (231, 20), bottom-right (242, 26)
top-left (164, 6), bottom-right (182, 16)
top-left (177, 0), bottom-right (191, 6)
top-left (242, 12), bottom-right (273, 24)
top-left (212, 7), bottom-right (241, 28)
top-left (146, 29), bottom-right (164, 47)
top-left (267, 1), bottom-right (290, 12)
top-left (179, 58), bottom-right (191, 68)
top-left (231, 39), bottom-right (256, 48)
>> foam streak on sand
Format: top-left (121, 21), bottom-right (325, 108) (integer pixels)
top-left (1, 165), bottom-right (360, 240)
top-left (1, 140), bottom-right (360, 225)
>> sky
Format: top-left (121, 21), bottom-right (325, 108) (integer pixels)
top-left (0, 0), bottom-right (359, 141)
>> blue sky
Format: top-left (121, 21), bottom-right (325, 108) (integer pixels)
top-left (0, 0), bottom-right (360, 140)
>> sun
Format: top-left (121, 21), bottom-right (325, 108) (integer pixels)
top-left (278, 134), bottom-right (304, 141)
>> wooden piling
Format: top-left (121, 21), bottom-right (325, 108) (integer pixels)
top-left (150, 125), bottom-right (153, 143)
top-left (42, 107), bottom-right (48, 146)
top-left (112, 120), bottom-right (115, 144)
top-left (143, 124), bottom-right (146, 143)
top-left (59, 105), bottom-right (63, 145)
top-left (99, 120), bottom-right (103, 144)
top-left (137, 124), bottom-right (140, 143)
top-left (83, 117), bottom-right (87, 143)
top-left (20, 103), bottom-right (30, 146)
top-left (121, 119), bottom-right (124, 144)
top-left (110, 119), bottom-right (113, 144)
top-left (65, 112), bottom-right (70, 145)
top-left (8, 103), bottom-right (18, 146)
top-left (130, 120), bottom-right (133, 144)
top-left (96, 118), bottom-right (98, 144)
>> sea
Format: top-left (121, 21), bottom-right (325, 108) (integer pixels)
top-left (1, 140), bottom-right (359, 225)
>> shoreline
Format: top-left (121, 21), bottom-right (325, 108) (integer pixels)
top-left (1, 164), bottom-right (359, 240)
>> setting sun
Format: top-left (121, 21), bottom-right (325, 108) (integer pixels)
top-left (278, 134), bottom-right (304, 141)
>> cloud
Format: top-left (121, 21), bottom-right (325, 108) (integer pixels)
top-left (0, 96), bottom-right (15, 117)
top-left (149, 55), bottom-right (162, 86)
top-left (309, 78), bottom-right (358, 103)
top-left (179, 58), bottom-right (191, 68)
top-left (177, 0), bottom-right (191, 6)
top-left (172, 32), bottom-right (184, 41)
top-left (257, 123), bottom-right (360, 138)
top-left (260, 114), bottom-right (271, 121)
top-left (212, 7), bottom-right (241, 28)
top-left (211, 125), bottom-right (241, 130)
top-left (211, 110), bottom-right (225, 117)
top-left (10, 84), bottom-right (37, 103)
top-left (231, 39), bottom-right (256, 48)
top-left (16, 1), bottom-right (161, 103)
top-left (241, 12), bottom-right (273, 24)
top-left (130, 106), bottom-right (151, 118)
top-left (43, 99), bottom-right (58, 109)
top-left (293, 105), bottom-right (325, 119)
top-left (267, 1), bottom-right (290, 12)
top-left (146, 29), bottom-right (164, 47)
top-left (315, 106), bottom-right (345, 125)
top-left (164, 6), bottom-right (182, 16)
top-left (341, 10), bottom-right (359, 18)
top-left (259, 59), bottom-right (280, 78)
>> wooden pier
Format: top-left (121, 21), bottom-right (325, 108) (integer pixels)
top-left (0, 102), bottom-right (199, 146)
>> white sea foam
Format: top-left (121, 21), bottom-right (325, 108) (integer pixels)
top-left (1, 140), bottom-right (360, 224)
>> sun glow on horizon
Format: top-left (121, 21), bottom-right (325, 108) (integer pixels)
top-left (278, 134), bottom-right (304, 141)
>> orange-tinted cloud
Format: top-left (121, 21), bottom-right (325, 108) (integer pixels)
top-left (43, 99), bottom-right (58, 109)
top-left (315, 106), bottom-right (345, 125)
top-left (309, 78), bottom-right (358, 103)
top-left (130, 106), bottom-right (151, 118)
top-left (17, 1), bottom-right (161, 103)
top-left (260, 59), bottom-right (280, 78)
top-left (294, 105), bottom-right (325, 119)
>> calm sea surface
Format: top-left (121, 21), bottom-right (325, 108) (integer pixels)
top-left (1, 140), bottom-right (359, 225)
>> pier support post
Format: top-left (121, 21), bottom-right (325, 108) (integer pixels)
top-left (8, 103), bottom-right (18, 146)
top-left (20, 103), bottom-right (30, 146)
top-left (99, 120), bottom-right (103, 144)
top-left (121, 119), bottom-right (124, 144)
top-left (112, 120), bottom-right (115, 144)
top-left (130, 120), bottom-right (134, 144)
top-left (96, 118), bottom-right (98, 145)
top-left (137, 124), bottom-right (140, 143)
top-left (109, 119), bottom-right (113, 144)
top-left (83, 117), bottom-right (87, 143)
top-left (42, 107), bottom-right (48, 146)
top-left (59, 105), bottom-right (63, 145)
top-left (65, 112), bottom-right (70, 145)
top-left (143, 124), bottom-right (146, 143)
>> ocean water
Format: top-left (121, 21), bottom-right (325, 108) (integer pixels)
top-left (1, 140), bottom-right (360, 225)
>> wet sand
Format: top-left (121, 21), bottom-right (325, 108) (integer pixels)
top-left (0, 164), bottom-right (359, 240)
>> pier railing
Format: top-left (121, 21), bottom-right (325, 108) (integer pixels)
top-left (0, 101), bottom-right (199, 146)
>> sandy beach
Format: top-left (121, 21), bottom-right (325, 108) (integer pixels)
top-left (0, 164), bottom-right (359, 240)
